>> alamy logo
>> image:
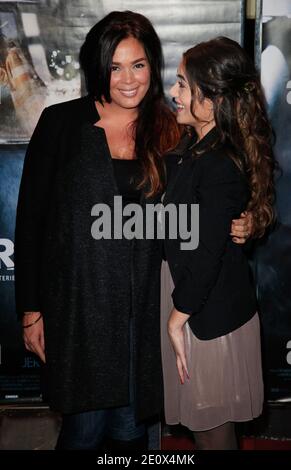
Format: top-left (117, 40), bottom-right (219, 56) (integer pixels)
top-left (91, 196), bottom-right (199, 250)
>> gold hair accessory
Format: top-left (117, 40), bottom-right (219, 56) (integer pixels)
top-left (243, 82), bottom-right (255, 93)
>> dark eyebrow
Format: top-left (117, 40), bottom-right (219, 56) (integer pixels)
top-left (112, 57), bottom-right (147, 65)
top-left (177, 73), bottom-right (186, 81)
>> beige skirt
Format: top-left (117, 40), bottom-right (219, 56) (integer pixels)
top-left (160, 262), bottom-right (264, 432)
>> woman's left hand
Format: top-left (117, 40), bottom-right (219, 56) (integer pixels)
top-left (231, 211), bottom-right (253, 244)
top-left (168, 308), bottom-right (190, 384)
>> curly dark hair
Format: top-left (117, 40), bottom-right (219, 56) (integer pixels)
top-left (79, 10), bottom-right (180, 197)
top-left (183, 36), bottom-right (276, 237)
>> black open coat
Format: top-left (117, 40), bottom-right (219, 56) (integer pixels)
top-left (15, 96), bottom-right (163, 419)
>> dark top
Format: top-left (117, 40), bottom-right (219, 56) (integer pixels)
top-left (163, 127), bottom-right (257, 340)
top-left (111, 158), bottom-right (142, 204)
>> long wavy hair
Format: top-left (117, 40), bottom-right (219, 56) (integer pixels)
top-left (183, 37), bottom-right (276, 237)
top-left (79, 11), bottom-right (180, 197)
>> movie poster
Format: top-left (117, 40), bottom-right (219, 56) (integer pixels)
top-left (255, 0), bottom-right (291, 401)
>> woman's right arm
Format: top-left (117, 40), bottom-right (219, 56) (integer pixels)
top-left (14, 107), bottom-right (57, 361)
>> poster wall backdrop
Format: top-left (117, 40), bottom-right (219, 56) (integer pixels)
top-left (255, 0), bottom-right (291, 402)
top-left (0, 0), bottom-right (245, 403)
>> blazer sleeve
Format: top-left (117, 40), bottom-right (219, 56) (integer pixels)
top-left (14, 107), bottom-right (57, 318)
top-left (172, 155), bottom-right (243, 315)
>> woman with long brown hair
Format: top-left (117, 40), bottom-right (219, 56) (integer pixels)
top-left (15, 12), bottom-right (249, 450)
top-left (14, 10), bottom-right (180, 451)
top-left (163, 37), bottom-right (275, 450)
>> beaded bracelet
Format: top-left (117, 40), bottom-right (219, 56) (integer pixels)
top-left (22, 314), bottom-right (42, 329)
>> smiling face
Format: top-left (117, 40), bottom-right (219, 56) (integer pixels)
top-left (109, 36), bottom-right (151, 111)
top-left (170, 61), bottom-right (215, 139)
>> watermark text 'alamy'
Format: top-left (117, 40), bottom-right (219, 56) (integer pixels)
top-left (91, 196), bottom-right (199, 250)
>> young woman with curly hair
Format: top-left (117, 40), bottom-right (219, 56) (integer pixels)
top-left (162, 37), bottom-right (275, 450)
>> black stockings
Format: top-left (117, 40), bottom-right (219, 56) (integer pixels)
top-left (193, 422), bottom-right (238, 450)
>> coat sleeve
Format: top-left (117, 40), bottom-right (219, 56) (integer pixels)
top-left (172, 155), bottom-right (243, 315)
top-left (14, 107), bottom-right (57, 318)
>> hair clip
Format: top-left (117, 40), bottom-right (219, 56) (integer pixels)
top-left (243, 82), bottom-right (255, 93)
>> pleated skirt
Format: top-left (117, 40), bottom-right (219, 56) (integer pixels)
top-left (161, 262), bottom-right (264, 432)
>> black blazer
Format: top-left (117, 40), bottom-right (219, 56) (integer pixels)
top-left (163, 127), bottom-right (257, 340)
